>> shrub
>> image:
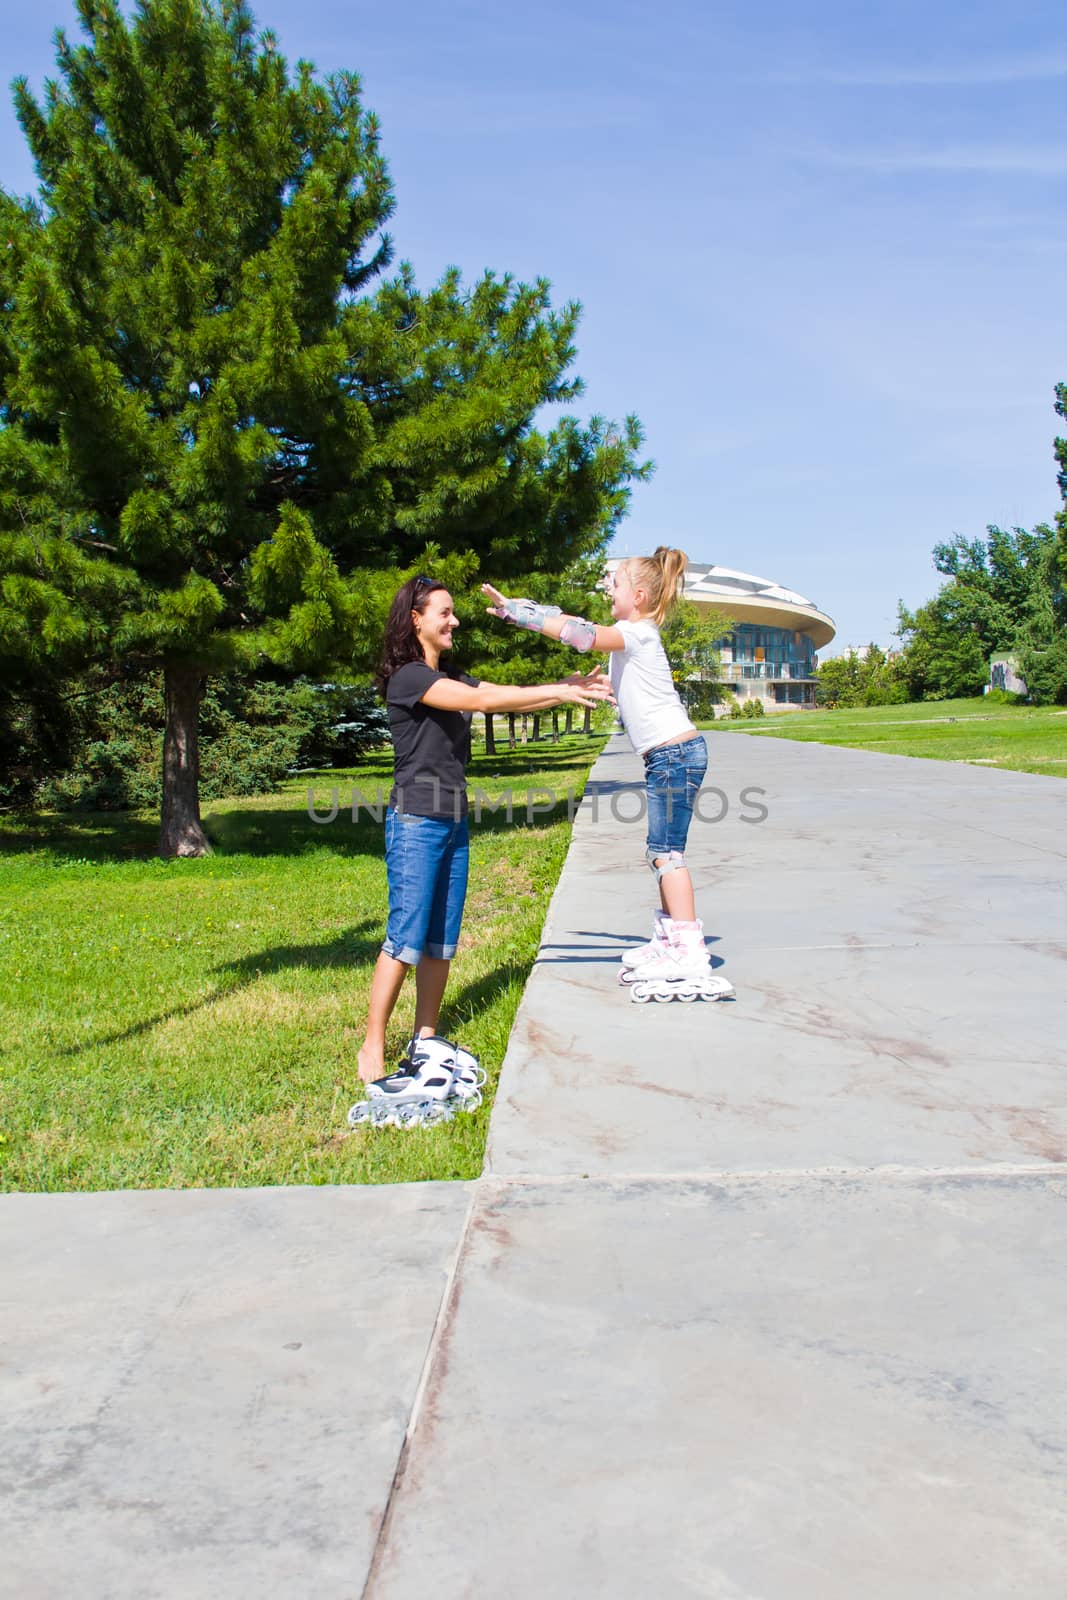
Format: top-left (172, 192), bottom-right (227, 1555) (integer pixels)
top-left (1017, 636), bottom-right (1067, 705)
top-left (680, 680), bottom-right (724, 721)
top-left (14, 673), bottom-right (390, 811)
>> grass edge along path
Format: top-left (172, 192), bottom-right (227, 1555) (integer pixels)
top-left (701, 697), bottom-right (1067, 778)
top-left (0, 733), bottom-right (608, 1193)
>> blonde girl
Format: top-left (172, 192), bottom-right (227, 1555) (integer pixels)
top-left (483, 549), bottom-right (733, 995)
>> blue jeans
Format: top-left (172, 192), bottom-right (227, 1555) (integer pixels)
top-left (382, 808), bottom-right (470, 965)
top-left (644, 735), bottom-right (708, 857)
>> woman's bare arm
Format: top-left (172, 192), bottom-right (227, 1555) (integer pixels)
top-left (420, 673), bottom-right (612, 716)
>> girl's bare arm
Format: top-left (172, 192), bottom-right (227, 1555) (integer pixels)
top-left (481, 583), bottom-right (626, 653)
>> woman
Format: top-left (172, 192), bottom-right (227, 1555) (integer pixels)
top-left (483, 548), bottom-right (734, 1000)
top-left (356, 574), bottom-right (613, 1094)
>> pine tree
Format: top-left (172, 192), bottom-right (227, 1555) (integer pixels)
top-left (0, 0), bottom-right (647, 851)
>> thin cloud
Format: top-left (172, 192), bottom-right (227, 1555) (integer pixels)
top-left (767, 54), bottom-right (1067, 87)
top-left (810, 144), bottom-right (1067, 177)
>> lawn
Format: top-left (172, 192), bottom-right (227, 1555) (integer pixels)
top-left (702, 697), bottom-right (1067, 777)
top-left (0, 733), bottom-right (605, 1192)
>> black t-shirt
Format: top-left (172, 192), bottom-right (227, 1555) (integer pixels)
top-left (386, 660), bottom-right (481, 819)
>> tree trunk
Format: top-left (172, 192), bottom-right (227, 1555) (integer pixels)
top-left (531, 713), bottom-right (541, 741)
top-left (159, 662), bottom-right (210, 857)
top-left (564, 707), bottom-right (574, 735)
top-left (520, 713), bottom-right (529, 744)
top-left (507, 712), bottom-right (517, 749)
top-left (484, 711), bottom-right (497, 756)
top-left (582, 706), bottom-right (592, 735)
top-left (551, 709), bottom-right (560, 743)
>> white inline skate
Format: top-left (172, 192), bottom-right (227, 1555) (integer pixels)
top-left (347, 1034), bottom-right (486, 1130)
top-left (444, 1039), bottom-right (488, 1108)
top-left (619, 910), bottom-right (669, 971)
top-left (619, 919), bottom-right (736, 1004)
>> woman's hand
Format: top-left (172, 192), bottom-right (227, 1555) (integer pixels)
top-left (556, 676), bottom-right (615, 708)
top-left (564, 665), bottom-right (611, 691)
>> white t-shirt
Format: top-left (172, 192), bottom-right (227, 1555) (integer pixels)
top-left (608, 619), bottom-right (695, 757)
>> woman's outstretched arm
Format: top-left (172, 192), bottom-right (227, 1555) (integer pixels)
top-left (420, 670), bottom-right (613, 717)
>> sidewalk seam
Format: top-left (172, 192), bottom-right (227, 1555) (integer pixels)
top-left (360, 1180), bottom-right (480, 1600)
top-left (480, 1162), bottom-right (1066, 1186)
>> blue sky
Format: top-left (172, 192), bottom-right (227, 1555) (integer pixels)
top-left (4, 0), bottom-right (1065, 652)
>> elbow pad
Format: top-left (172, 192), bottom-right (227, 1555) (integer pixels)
top-left (560, 615), bottom-right (596, 653)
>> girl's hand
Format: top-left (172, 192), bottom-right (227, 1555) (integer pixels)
top-left (481, 582), bottom-right (514, 619)
top-left (481, 582), bottom-right (561, 633)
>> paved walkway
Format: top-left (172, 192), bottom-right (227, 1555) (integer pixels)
top-left (4, 733), bottom-right (1066, 1597)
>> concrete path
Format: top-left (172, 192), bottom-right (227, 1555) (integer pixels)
top-left (3, 733), bottom-right (1066, 1597)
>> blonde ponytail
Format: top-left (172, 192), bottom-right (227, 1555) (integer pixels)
top-left (621, 545), bottom-right (688, 626)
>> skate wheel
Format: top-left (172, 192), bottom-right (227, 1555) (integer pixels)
top-left (676, 987), bottom-right (698, 1003)
top-left (630, 985), bottom-right (652, 1004)
top-left (347, 1102), bottom-right (371, 1127)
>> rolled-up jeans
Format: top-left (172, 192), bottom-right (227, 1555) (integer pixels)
top-left (381, 807), bottom-right (470, 964)
top-left (643, 734), bottom-right (708, 857)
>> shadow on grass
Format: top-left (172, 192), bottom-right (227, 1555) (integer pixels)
top-left (1, 755), bottom-right (605, 864)
top-left (57, 920), bottom-right (380, 1057)
top-left (436, 958), bottom-right (536, 1037)
top-left (59, 935), bottom-right (541, 1069)
top-left (0, 810), bottom-right (161, 860)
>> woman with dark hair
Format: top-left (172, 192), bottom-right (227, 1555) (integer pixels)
top-left (354, 574), bottom-right (612, 1098)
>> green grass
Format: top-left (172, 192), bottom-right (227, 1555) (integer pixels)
top-left (0, 733), bottom-right (606, 1193)
top-left (701, 698), bottom-right (1067, 777)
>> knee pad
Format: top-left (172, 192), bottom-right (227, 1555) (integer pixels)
top-left (646, 848), bottom-right (686, 881)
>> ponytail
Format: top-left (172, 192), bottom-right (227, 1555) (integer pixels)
top-left (622, 546), bottom-right (688, 626)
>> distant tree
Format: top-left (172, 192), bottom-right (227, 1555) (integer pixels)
top-left (0, 0), bottom-right (648, 849)
top-left (894, 525), bottom-right (1059, 700)
top-left (816, 644), bottom-right (907, 708)
top-left (1054, 380), bottom-right (1067, 588)
top-left (660, 599), bottom-right (731, 717)
top-left (815, 650), bottom-right (866, 708)
top-left (1017, 384), bottom-right (1067, 702)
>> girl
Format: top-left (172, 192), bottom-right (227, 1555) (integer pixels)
top-left (356, 574), bottom-right (614, 1095)
top-left (483, 548), bottom-right (734, 998)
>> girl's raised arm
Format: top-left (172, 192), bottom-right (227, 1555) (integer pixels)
top-left (481, 583), bottom-right (626, 653)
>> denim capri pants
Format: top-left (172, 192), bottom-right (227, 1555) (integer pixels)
top-left (643, 734), bottom-right (708, 857)
top-left (381, 807), bottom-right (470, 965)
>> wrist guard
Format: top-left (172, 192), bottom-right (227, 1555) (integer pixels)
top-left (495, 597), bottom-right (562, 633)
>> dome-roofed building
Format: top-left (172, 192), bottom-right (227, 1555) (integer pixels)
top-left (607, 559), bottom-right (836, 713)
